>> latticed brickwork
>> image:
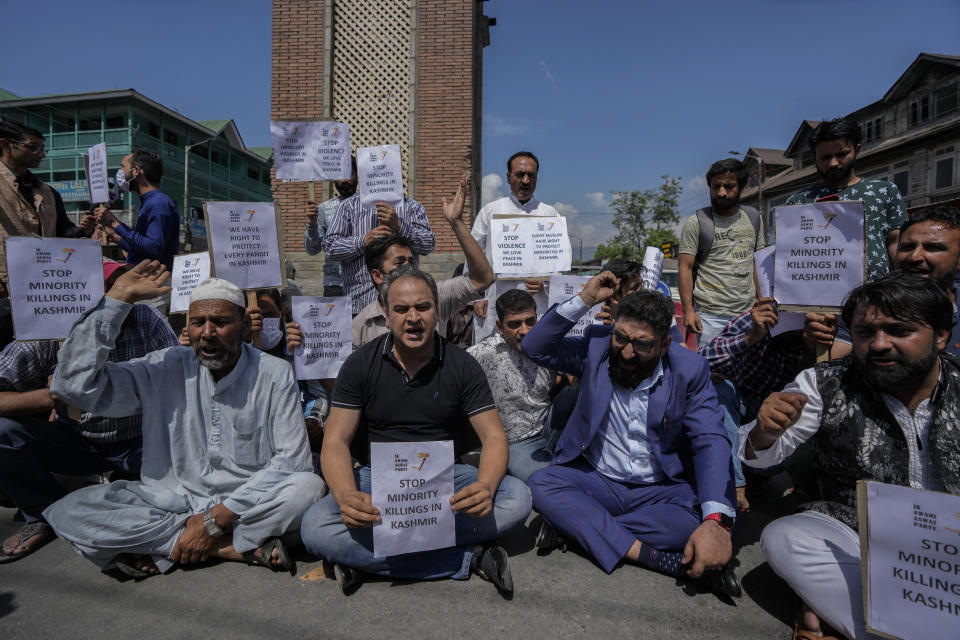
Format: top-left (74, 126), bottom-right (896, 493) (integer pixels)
top-left (272, 0), bottom-right (482, 288)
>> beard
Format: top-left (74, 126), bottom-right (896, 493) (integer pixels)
top-left (710, 193), bottom-right (740, 212)
top-left (818, 162), bottom-right (854, 185)
top-left (193, 338), bottom-right (242, 371)
top-left (607, 345), bottom-right (657, 389)
top-left (856, 347), bottom-right (939, 391)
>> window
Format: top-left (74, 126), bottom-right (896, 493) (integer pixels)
top-left (247, 167), bottom-right (259, 180)
top-left (935, 81), bottom-right (958, 119)
top-left (893, 161), bottom-right (909, 196)
top-left (800, 151), bottom-right (814, 169)
top-left (105, 114), bottom-right (125, 129)
top-left (910, 95), bottom-right (930, 126)
top-left (862, 116), bottom-right (883, 144)
top-left (210, 149), bottom-right (226, 166)
top-left (935, 146), bottom-right (955, 190)
top-left (191, 144), bottom-right (208, 159)
top-left (163, 130), bottom-right (179, 145)
top-left (53, 171), bottom-right (76, 181)
top-left (78, 113), bottom-right (101, 131)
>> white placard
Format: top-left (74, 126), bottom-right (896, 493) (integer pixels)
top-left (774, 202), bottom-right (864, 308)
top-left (640, 246), bottom-right (664, 291)
top-left (205, 202), bottom-right (283, 290)
top-left (270, 121), bottom-right (314, 181)
top-left (548, 275), bottom-right (602, 336)
top-left (270, 121), bottom-right (352, 182)
top-left (371, 440), bottom-right (456, 558)
top-left (357, 144), bottom-right (403, 209)
top-left (859, 481), bottom-right (960, 640)
top-left (491, 216), bottom-right (572, 276)
top-left (291, 296), bottom-right (351, 379)
top-left (86, 142), bottom-right (109, 204)
top-left (169, 252), bottom-right (211, 313)
top-left (5, 238), bottom-right (104, 340)
top-left (753, 245), bottom-right (807, 337)
top-left (314, 121), bottom-right (351, 180)
top-left (754, 245), bottom-right (776, 299)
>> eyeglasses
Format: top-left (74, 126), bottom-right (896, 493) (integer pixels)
top-left (611, 330), bottom-right (662, 355)
top-left (14, 140), bottom-right (46, 153)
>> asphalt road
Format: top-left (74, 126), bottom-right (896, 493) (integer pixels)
top-left (1, 479), bottom-right (804, 640)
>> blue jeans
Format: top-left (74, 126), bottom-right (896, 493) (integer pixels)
top-left (714, 379), bottom-right (763, 488)
top-left (300, 464), bottom-right (532, 579)
top-left (507, 385), bottom-right (580, 482)
top-left (0, 415), bottom-right (141, 522)
top-left (695, 308), bottom-right (736, 346)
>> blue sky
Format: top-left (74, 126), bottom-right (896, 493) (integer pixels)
top-left (2, 0), bottom-right (958, 257)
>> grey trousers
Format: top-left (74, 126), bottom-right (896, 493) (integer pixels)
top-left (761, 511), bottom-right (883, 640)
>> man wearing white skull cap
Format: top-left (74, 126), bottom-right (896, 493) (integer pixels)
top-left (44, 260), bottom-right (325, 578)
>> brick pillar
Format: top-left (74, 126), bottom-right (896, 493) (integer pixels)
top-left (271, 0), bottom-right (483, 291)
top-left (413, 0), bottom-right (479, 278)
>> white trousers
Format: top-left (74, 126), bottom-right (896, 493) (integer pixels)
top-left (762, 511), bottom-right (884, 640)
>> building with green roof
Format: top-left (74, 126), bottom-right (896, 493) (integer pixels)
top-left (0, 88), bottom-right (273, 249)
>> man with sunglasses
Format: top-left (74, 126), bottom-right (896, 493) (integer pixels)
top-left (522, 271), bottom-right (740, 597)
top-left (0, 120), bottom-right (96, 347)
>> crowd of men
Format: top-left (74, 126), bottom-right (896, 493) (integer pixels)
top-left (1, 115), bottom-right (957, 639)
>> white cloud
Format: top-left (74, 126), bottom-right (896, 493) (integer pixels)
top-left (539, 60), bottom-right (555, 84)
top-left (484, 115), bottom-right (529, 137)
top-left (585, 191), bottom-right (609, 210)
top-left (551, 201), bottom-right (579, 216)
top-left (481, 173), bottom-right (504, 206)
top-left (685, 175), bottom-right (708, 195)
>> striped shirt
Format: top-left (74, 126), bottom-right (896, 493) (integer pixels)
top-left (321, 193), bottom-right (435, 313)
top-left (0, 303), bottom-right (178, 442)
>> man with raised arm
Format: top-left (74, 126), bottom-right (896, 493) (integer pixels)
top-left (740, 272), bottom-right (960, 639)
top-left (523, 271), bottom-right (741, 597)
top-left (43, 263), bottom-right (325, 578)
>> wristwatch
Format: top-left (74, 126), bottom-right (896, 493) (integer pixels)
top-left (203, 510), bottom-right (224, 537)
top-left (704, 512), bottom-right (735, 531)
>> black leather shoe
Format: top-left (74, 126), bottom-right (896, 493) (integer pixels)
top-left (535, 521), bottom-right (567, 554)
top-left (698, 564), bottom-right (742, 598)
top-left (334, 563), bottom-right (362, 596)
top-left (470, 545), bottom-right (513, 595)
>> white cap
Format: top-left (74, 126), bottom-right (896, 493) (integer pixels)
top-left (189, 277), bottom-right (245, 308)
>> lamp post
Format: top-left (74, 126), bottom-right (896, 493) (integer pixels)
top-left (182, 137), bottom-right (215, 252)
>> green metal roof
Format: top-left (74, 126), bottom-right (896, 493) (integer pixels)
top-left (249, 146), bottom-right (273, 160)
top-left (197, 119), bottom-right (231, 133)
top-left (0, 88), bottom-right (22, 101)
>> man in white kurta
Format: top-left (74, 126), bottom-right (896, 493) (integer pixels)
top-left (43, 266), bottom-right (326, 575)
top-left (471, 151), bottom-right (558, 342)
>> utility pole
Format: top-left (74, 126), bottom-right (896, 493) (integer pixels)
top-left (182, 137), bottom-right (215, 252)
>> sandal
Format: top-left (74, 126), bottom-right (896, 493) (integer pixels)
top-left (114, 554), bottom-right (159, 579)
top-left (0, 521), bottom-right (54, 563)
top-left (243, 537), bottom-right (292, 572)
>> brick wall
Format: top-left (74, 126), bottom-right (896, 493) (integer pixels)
top-left (272, 0), bottom-right (481, 289)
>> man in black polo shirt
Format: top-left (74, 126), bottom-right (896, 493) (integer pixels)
top-left (300, 265), bottom-right (532, 595)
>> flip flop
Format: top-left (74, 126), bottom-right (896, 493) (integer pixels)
top-left (0, 521), bottom-right (54, 563)
top-left (243, 537), bottom-right (292, 572)
top-left (114, 553), bottom-right (159, 579)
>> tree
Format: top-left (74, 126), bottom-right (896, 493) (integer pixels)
top-left (645, 227), bottom-right (679, 251)
top-left (605, 174), bottom-right (683, 261)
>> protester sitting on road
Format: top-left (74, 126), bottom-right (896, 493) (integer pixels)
top-left (468, 289), bottom-right (575, 482)
top-left (43, 265), bottom-right (325, 578)
top-left (524, 271), bottom-right (741, 598)
top-left (300, 265), bottom-right (532, 596)
top-left (699, 298), bottom-right (824, 511)
top-left (0, 259), bottom-right (178, 564)
top-left (739, 272), bottom-right (960, 639)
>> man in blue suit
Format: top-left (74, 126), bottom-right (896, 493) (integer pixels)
top-left (523, 271), bottom-right (740, 597)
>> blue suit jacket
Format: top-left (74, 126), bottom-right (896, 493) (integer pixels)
top-left (521, 305), bottom-right (735, 511)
